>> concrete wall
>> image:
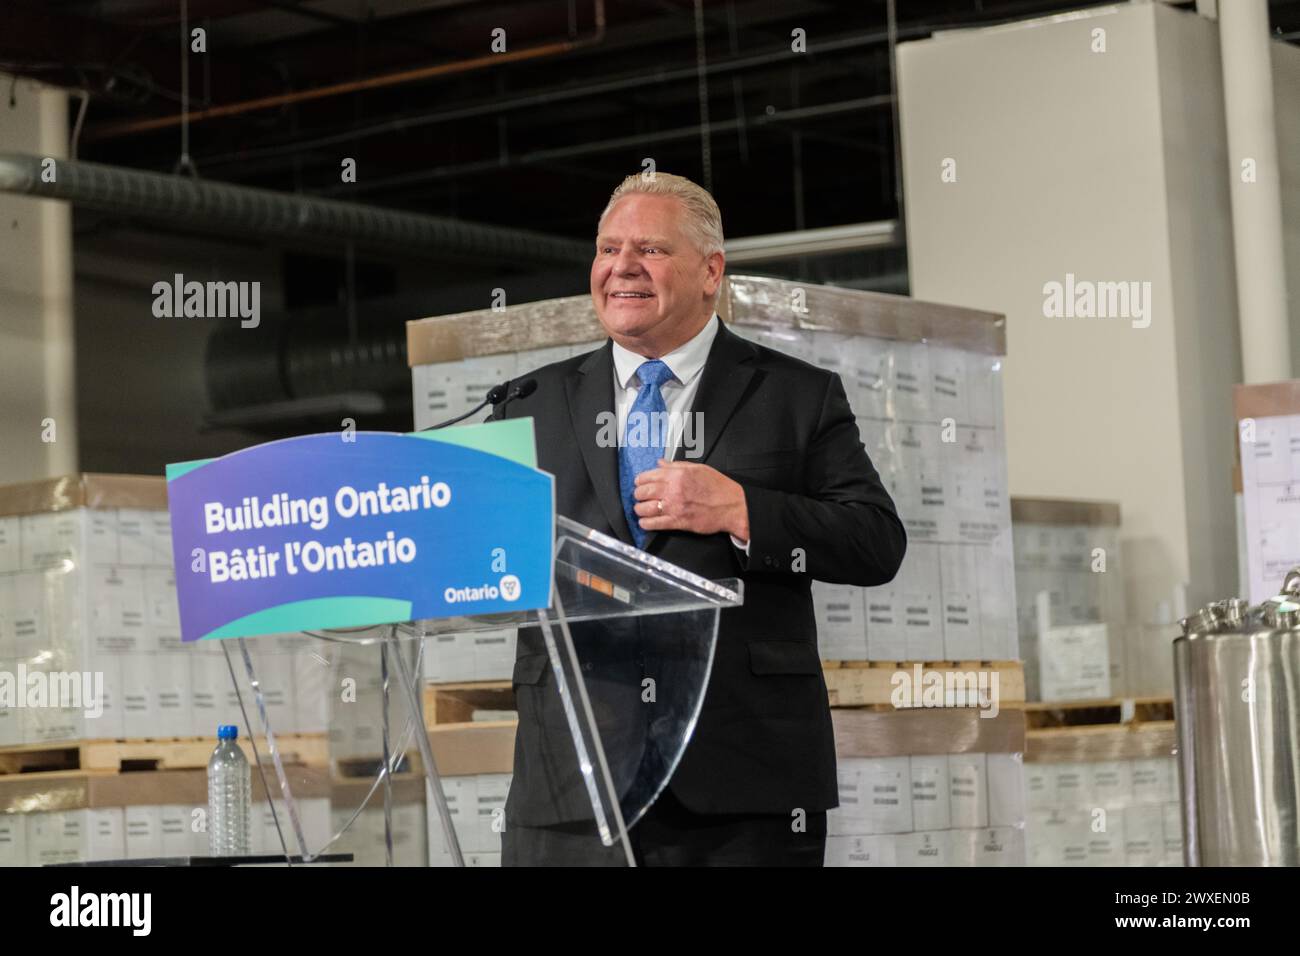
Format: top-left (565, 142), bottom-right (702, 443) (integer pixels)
top-left (0, 75), bottom-right (76, 483)
top-left (897, 3), bottom-right (1293, 622)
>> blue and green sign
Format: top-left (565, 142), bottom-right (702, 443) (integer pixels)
top-left (165, 420), bottom-right (554, 641)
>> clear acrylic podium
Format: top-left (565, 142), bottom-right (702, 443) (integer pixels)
top-left (217, 515), bottom-right (742, 866)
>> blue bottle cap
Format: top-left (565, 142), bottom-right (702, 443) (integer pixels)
top-left (217, 725), bottom-right (239, 740)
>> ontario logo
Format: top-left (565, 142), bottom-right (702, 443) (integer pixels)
top-left (444, 574), bottom-right (521, 604)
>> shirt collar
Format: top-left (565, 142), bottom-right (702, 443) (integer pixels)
top-left (611, 313), bottom-right (720, 390)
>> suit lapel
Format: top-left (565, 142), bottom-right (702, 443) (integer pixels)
top-left (645, 320), bottom-right (758, 555)
top-left (565, 340), bottom-right (635, 545)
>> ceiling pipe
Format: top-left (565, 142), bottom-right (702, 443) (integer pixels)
top-left (0, 152), bottom-right (591, 265)
top-left (725, 221), bottom-right (901, 264)
top-left (195, 24), bottom-right (912, 172)
top-left (327, 94), bottom-right (895, 196)
top-left (83, 0), bottom-right (606, 141)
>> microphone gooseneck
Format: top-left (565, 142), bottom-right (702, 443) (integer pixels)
top-left (421, 377), bottom-right (538, 430)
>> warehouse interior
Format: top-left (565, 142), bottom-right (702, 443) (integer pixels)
top-left (1, 0), bottom-right (1299, 877)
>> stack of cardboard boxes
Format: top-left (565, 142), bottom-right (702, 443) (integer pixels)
top-left (1025, 755), bottom-right (1182, 866)
top-left (825, 708), bottom-right (1027, 866)
top-left (1011, 498), bottom-right (1128, 701)
top-left (0, 475), bottom-right (330, 744)
top-left (0, 475), bottom-right (422, 865)
top-left (0, 769), bottom-right (334, 865)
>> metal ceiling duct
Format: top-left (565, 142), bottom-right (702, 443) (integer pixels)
top-left (203, 319), bottom-right (412, 431)
top-left (0, 152), bottom-right (591, 266)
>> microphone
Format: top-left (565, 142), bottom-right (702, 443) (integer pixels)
top-left (422, 377), bottom-right (537, 430)
top-left (498, 377), bottom-right (537, 416)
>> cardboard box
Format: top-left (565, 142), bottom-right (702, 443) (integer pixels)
top-left (986, 752), bottom-right (1026, 827)
top-left (813, 582), bottom-right (868, 660)
top-left (939, 543), bottom-right (981, 660)
top-left (824, 833), bottom-right (897, 867)
top-left (1038, 623), bottom-right (1110, 701)
top-left (908, 755), bottom-right (951, 831)
top-left (974, 826), bottom-right (1024, 867)
top-left (1025, 756), bottom-right (1182, 867)
top-left (0, 812), bottom-right (28, 866)
top-left (1162, 801), bottom-right (1184, 866)
top-left (948, 754), bottom-right (988, 829)
top-left (830, 757), bottom-right (912, 836)
top-left (1086, 806), bottom-right (1125, 866)
top-left (1012, 499), bottom-right (1127, 699)
top-left (1122, 804), bottom-right (1165, 866)
top-left (894, 829), bottom-right (948, 867)
top-left (1087, 760), bottom-right (1134, 809)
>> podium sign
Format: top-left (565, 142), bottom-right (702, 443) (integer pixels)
top-left (165, 421), bottom-right (554, 641)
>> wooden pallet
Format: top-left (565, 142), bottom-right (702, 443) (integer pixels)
top-left (334, 721), bottom-right (518, 779)
top-left (1025, 720), bottom-right (1177, 763)
top-left (0, 734), bottom-right (328, 776)
top-left (422, 681), bottom-right (516, 728)
top-left (332, 753), bottom-right (417, 780)
top-left (822, 660), bottom-right (1025, 710)
top-left (834, 707), bottom-right (1026, 758)
top-left (1021, 695), bottom-right (1174, 730)
top-left (421, 664), bottom-right (1027, 716)
top-left (823, 659), bottom-right (1020, 669)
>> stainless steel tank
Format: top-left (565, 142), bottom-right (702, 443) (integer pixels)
top-left (1173, 570), bottom-right (1300, 865)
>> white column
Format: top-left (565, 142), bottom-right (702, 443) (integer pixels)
top-left (1220, 0), bottom-right (1291, 383)
top-left (0, 74), bottom-right (76, 483)
top-left (38, 85), bottom-right (79, 475)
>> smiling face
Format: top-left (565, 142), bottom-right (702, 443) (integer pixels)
top-left (591, 193), bottom-right (724, 357)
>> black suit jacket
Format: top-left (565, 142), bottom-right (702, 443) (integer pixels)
top-left (490, 318), bottom-right (906, 824)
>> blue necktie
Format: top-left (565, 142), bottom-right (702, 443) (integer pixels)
top-left (619, 359), bottom-right (674, 549)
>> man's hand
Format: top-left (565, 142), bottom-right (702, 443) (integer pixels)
top-left (633, 459), bottom-right (750, 543)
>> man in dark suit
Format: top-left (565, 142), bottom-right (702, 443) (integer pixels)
top-left (491, 172), bottom-right (906, 865)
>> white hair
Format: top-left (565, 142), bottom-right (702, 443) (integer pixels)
top-left (597, 171), bottom-right (725, 257)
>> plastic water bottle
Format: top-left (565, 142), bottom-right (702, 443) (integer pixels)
top-left (207, 725), bottom-right (251, 857)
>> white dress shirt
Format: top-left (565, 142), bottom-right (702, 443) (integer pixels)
top-left (611, 313), bottom-right (717, 458)
top-left (610, 313), bottom-right (749, 552)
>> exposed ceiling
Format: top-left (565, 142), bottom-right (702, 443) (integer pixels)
top-left (10, 0), bottom-right (1297, 254)
top-left (3, 0), bottom-right (1298, 450)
